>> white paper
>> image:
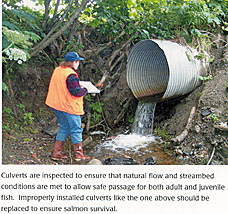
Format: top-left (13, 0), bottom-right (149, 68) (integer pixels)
top-left (79, 81), bottom-right (100, 94)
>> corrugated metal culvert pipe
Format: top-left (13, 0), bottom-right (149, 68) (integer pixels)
top-left (127, 39), bottom-right (208, 102)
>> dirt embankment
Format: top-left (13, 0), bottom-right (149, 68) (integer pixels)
top-left (155, 53), bottom-right (228, 165)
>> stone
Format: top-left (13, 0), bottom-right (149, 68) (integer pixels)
top-left (103, 157), bottom-right (138, 165)
top-left (86, 159), bottom-right (103, 165)
top-left (201, 109), bottom-right (211, 117)
top-left (42, 123), bottom-right (59, 136)
top-left (195, 125), bottom-right (201, 133)
top-left (143, 157), bottom-right (157, 165)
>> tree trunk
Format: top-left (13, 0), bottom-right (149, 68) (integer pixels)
top-left (48, 0), bottom-right (61, 29)
top-left (42, 0), bottom-right (52, 29)
top-left (30, 0), bottom-right (89, 57)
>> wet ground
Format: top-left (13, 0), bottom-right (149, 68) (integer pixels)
top-left (86, 132), bottom-right (182, 165)
top-left (2, 126), bottom-right (183, 165)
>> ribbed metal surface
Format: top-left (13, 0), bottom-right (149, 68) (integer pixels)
top-left (127, 40), bottom-right (169, 100)
top-left (127, 39), bottom-right (205, 101)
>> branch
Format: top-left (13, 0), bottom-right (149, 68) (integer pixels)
top-left (95, 74), bottom-right (108, 87)
top-left (97, 96), bottom-right (112, 132)
top-left (214, 124), bottom-right (228, 132)
top-left (206, 146), bottom-right (216, 165)
top-left (109, 56), bottom-right (126, 81)
top-left (42, 0), bottom-right (52, 29)
top-left (87, 120), bottom-right (106, 130)
top-left (96, 36), bottom-right (132, 86)
top-left (95, 31), bottom-right (126, 56)
top-left (83, 136), bottom-right (93, 147)
top-left (40, 0), bottom-right (75, 46)
top-left (86, 110), bottom-right (91, 132)
top-left (81, 30), bottom-right (109, 86)
top-left (48, 0), bottom-right (61, 29)
top-left (30, 0), bottom-right (89, 56)
top-left (171, 107), bottom-right (196, 143)
top-left (110, 52), bottom-right (124, 73)
top-left (109, 35), bottom-right (134, 68)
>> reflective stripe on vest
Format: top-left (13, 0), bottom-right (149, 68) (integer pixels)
top-left (45, 66), bottom-right (84, 115)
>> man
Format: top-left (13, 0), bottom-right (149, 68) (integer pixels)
top-left (45, 51), bottom-right (89, 161)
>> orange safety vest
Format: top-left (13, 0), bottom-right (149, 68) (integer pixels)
top-left (45, 66), bottom-right (84, 115)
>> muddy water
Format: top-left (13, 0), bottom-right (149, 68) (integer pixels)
top-left (86, 133), bottom-right (182, 165)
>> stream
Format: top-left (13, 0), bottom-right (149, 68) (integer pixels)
top-left (86, 101), bottom-right (182, 165)
top-left (86, 133), bottom-right (181, 165)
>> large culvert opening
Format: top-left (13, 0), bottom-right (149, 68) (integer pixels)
top-left (127, 39), bottom-right (204, 135)
top-left (127, 39), bottom-right (170, 102)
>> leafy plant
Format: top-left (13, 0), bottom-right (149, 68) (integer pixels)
top-left (23, 112), bottom-right (34, 125)
top-left (210, 113), bottom-right (220, 123)
top-left (2, 105), bottom-right (35, 133)
top-left (2, 5), bottom-right (41, 94)
top-left (82, 0), bottom-right (228, 49)
top-left (2, 82), bottom-right (9, 93)
top-left (2, 27), bottom-right (32, 51)
top-left (84, 94), bottom-right (93, 102)
top-left (199, 75), bottom-right (213, 81)
top-left (89, 102), bottom-right (104, 125)
top-left (128, 117), bottom-right (134, 124)
top-left (2, 107), bottom-right (15, 131)
top-left (154, 127), bottom-right (167, 140)
top-left (3, 107), bottom-right (14, 120)
top-left (89, 102), bottom-right (103, 113)
top-left (16, 103), bottom-right (26, 112)
top-left (85, 94), bottom-right (104, 125)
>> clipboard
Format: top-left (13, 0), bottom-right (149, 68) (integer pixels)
top-left (79, 81), bottom-right (100, 94)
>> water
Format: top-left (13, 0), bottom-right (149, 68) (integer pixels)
top-left (132, 101), bottom-right (157, 135)
top-left (87, 134), bottom-right (180, 164)
top-left (86, 100), bottom-right (181, 164)
top-left (102, 134), bottom-right (158, 151)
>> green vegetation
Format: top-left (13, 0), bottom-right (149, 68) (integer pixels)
top-left (210, 113), bottom-right (220, 123)
top-left (3, 105), bottom-right (35, 132)
top-left (199, 74), bottom-right (213, 81)
top-left (154, 127), bottom-right (167, 141)
top-left (3, 0), bottom-right (227, 60)
top-left (85, 94), bottom-right (104, 126)
top-left (2, 0), bottom-right (228, 132)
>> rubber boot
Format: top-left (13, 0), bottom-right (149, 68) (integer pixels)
top-left (52, 141), bottom-right (68, 160)
top-left (73, 142), bottom-right (90, 161)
